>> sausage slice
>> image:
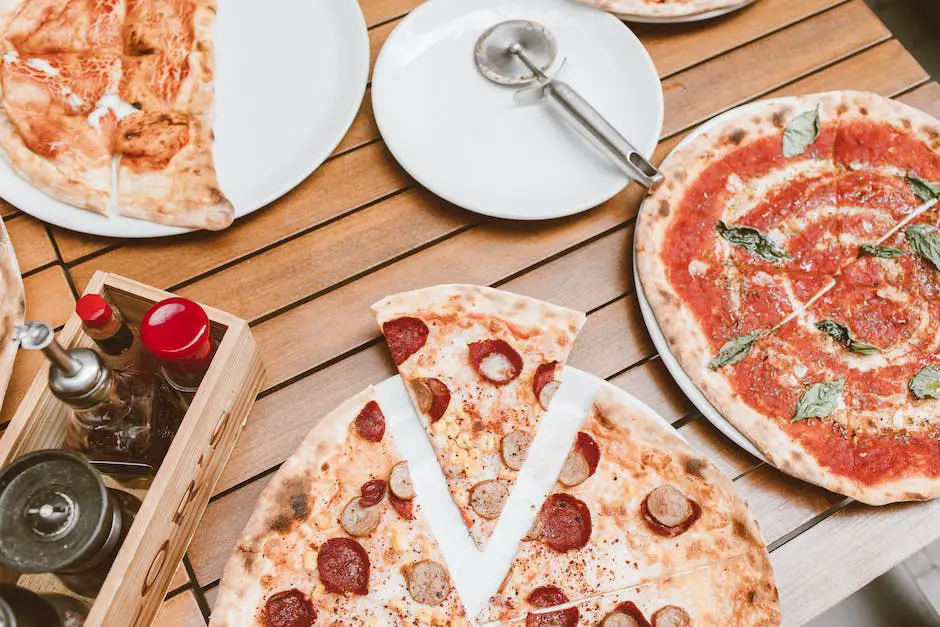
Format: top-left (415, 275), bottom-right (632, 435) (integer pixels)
top-left (652, 605), bottom-right (691, 627)
top-left (501, 430), bottom-right (533, 471)
top-left (405, 560), bottom-right (451, 606)
top-left (340, 497), bottom-right (381, 537)
top-left (389, 461), bottom-right (416, 500)
top-left (469, 480), bottom-right (508, 520)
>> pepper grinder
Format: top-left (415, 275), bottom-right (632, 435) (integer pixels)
top-left (0, 450), bottom-right (141, 597)
top-left (0, 584), bottom-right (88, 627)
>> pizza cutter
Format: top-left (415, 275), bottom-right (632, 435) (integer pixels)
top-left (474, 20), bottom-right (663, 188)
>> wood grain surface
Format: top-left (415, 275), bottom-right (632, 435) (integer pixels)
top-left (0, 0), bottom-right (934, 624)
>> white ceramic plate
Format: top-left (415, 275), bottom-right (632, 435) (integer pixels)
top-left (375, 366), bottom-right (683, 617)
top-left (612, 0), bottom-right (759, 24)
top-left (371, 0), bottom-right (663, 221)
top-left (632, 101), bottom-right (778, 463)
top-left (0, 0), bottom-right (370, 238)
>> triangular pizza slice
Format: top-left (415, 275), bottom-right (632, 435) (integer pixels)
top-left (211, 388), bottom-right (470, 626)
top-left (372, 285), bottom-right (586, 549)
top-left (479, 384), bottom-right (773, 622)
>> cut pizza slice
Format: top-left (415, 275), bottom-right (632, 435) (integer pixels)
top-left (211, 388), bottom-right (470, 626)
top-left (506, 549), bottom-right (779, 627)
top-left (1, 0), bottom-right (125, 54)
top-left (479, 384), bottom-right (772, 623)
top-left (372, 285), bottom-right (586, 550)
top-left (114, 109), bottom-right (232, 229)
top-left (121, 0), bottom-right (215, 115)
top-left (0, 51), bottom-right (119, 213)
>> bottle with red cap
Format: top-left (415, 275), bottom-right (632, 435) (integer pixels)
top-left (75, 294), bottom-right (142, 371)
top-left (140, 297), bottom-right (217, 407)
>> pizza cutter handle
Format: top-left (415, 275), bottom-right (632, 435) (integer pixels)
top-left (541, 80), bottom-right (664, 188)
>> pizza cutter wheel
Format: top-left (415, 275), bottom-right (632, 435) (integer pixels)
top-left (474, 20), bottom-right (663, 189)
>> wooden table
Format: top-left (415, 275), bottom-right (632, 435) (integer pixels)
top-left (1, 0), bottom-right (938, 624)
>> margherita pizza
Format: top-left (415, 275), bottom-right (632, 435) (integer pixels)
top-left (211, 388), bottom-right (470, 626)
top-left (637, 91), bottom-right (940, 505)
top-left (479, 385), bottom-right (777, 623)
top-left (372, 285), bottom-right (586, 549)
top-left (0, 0), bottom-right (232, 230)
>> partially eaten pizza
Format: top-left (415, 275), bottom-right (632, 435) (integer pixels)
top-left (0, 0), bottom-right (232, 230)
top-left (212, 287), bottom-right (779, 626)
top-left (637, 90), bottom-right (940, 506)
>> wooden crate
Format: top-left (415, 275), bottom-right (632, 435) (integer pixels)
top-left (0, 272), bottom-right (265, 626)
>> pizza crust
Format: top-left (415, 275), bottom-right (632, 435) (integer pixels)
top-left (0, 215), bottom-right (24, 404)
top-left (116, 113), bottom-right (233, 230)
top-left (584, 0), bottom-right (754, 19)
top-left (636, 91), bottom-right (940, 506)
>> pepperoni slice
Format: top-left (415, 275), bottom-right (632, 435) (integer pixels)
top-left (263, 589), bottom-right (316, 627)
top-left (534, 361), bottom-right (561, 410)
top-left (575, 432), bottom-right (600, 475)
top-left (390, 491), bottom-right (415, 520)
top-left (525, 586), bottom-right (579, 627)
top-left (651, 605), bottom-right (691, 627)
top-left (540, 493), bottom-right (591, 552)
top-left (602, 602), bottom-right (652, 627)
top-left (355, 401), bottom-right (386, 442)
top-left (360, 479), bottom-right (387, 507)
top-left (382, 317), bottom-right (429, 365)
top-left (641, 486), bottom-right (702, 538)
top-left (469, 339), bottom-right (524, 384)
top-left (412, 377), bottom-right (451, 423)
top-left (317, 538), bottom-right (370, 595)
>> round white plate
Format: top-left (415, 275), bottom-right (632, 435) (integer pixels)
top-left (371, 0), bottom-right (663, 221)
top-left (0, 0), bottom-right (370, 238)
top-left (375, 366), bottom-right (684, 616)
top-left (612, 0), bottom-right (759, 24)
top-left (633, 101), bottom-right (775, 463)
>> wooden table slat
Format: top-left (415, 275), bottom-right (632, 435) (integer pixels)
top-left (7, 0), bottom-right (934, 622)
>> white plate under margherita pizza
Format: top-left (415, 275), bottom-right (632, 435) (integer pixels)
top-left (0, 0), bottom-right (368, 238)
top-left (210, 286), bottom-right (780, 626)
top-left (636, 91), bottom-right (940, 506)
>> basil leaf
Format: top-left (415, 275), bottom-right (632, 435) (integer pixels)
top-left (792, 379), bottom-right (845, 423)
top-left (814, 320), bottom-right (880, 355)
top-left (909, 365), bottom-right (940, 400)
top-left (906, 224), bottom-right (940, 271)
top-left (708, 331), bottom-right (762, 370)
top-left (906, 174), bottom-right (940, 202)
top-left (783, 106), bottom-right (821, 158)
top-left (859, 244), bottom-right (907, 259)
top-left (716, 221), bottom-right (792, 263)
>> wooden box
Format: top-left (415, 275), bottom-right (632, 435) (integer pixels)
top-left (0, 272), bottom-right (265, 626)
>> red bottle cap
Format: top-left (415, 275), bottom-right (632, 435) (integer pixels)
top-left (76, 294), bottom-right (114, 329)
top-left (139, 298), bottom-right (211, 362)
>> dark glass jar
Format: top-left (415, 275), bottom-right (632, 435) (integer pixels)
top-left (0, 451), bottom-right (141, 598)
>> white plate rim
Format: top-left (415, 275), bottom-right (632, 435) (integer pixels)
top-left (612, 0), bottom-right (759, 24)
top-left (630, 99), bottom-right (794, 463)
top-left (0, 0), bottom-right (370, 239)
top-left (371, 0), bottom-right (664, 221)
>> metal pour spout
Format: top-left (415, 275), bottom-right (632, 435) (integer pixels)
top-left (15, 322), bottom-right (80, 376)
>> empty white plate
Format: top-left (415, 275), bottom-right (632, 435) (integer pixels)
top-left (372, 0), bottom-right (664, 221)
top-left (0, 0), bottom-right (370, 238)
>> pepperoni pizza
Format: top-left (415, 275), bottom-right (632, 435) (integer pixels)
top-left (211, 388), bottom-right (470, 627)
top-left (479, 385), bottom-right (778, 624)
top-left (637, 91), bottom-right (940, 505)
top-left (0, 0), bottom-right (232, 230)
top-left (372, 285), bottom-right (586, 549)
